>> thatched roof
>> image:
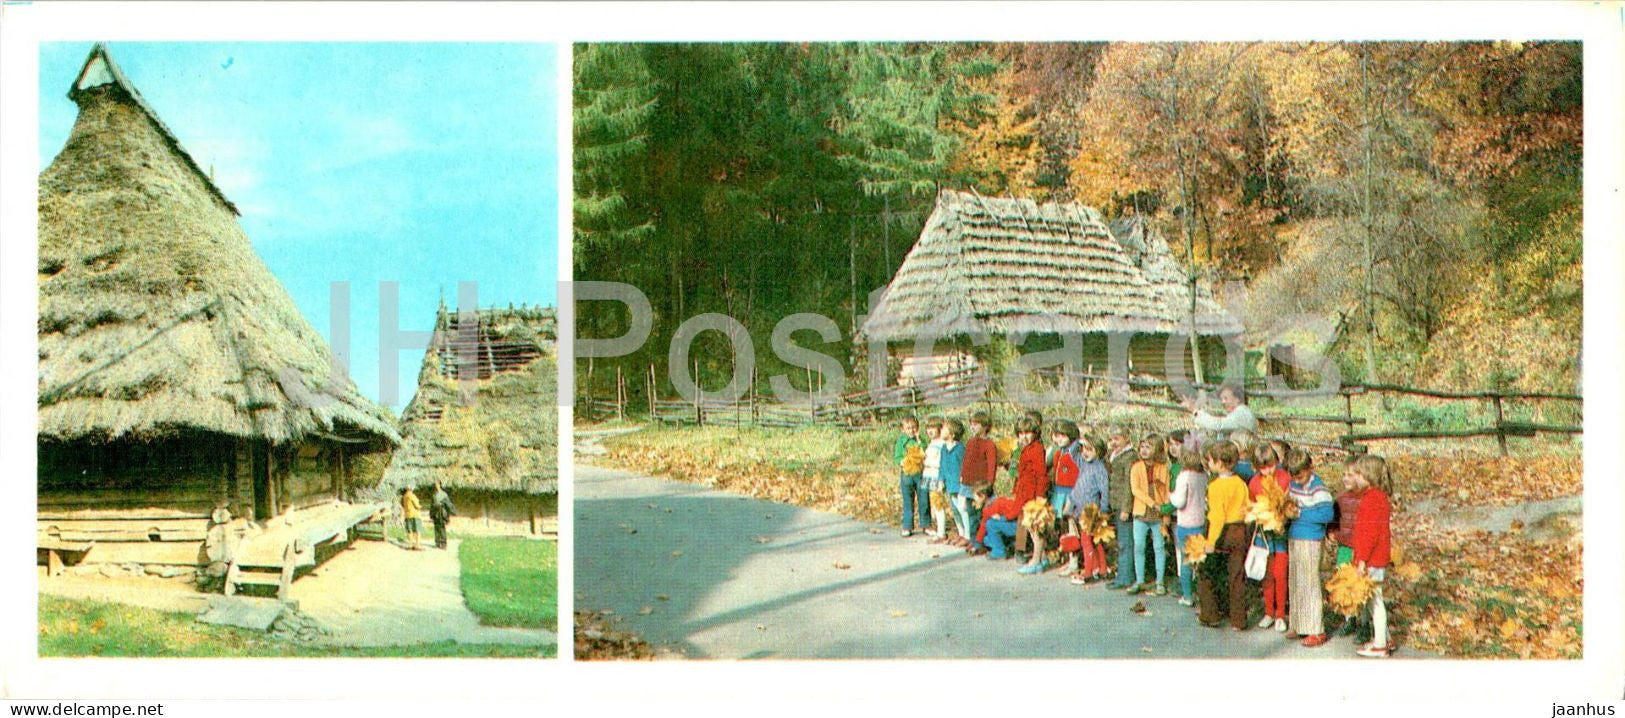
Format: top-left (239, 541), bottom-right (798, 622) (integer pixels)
top-left (37, 44), bottom-right (400, 447)
top-left (862, 191), bottom-right (1239, 343)
top-left (1106, 215), bottom-right (1243, 335)
top-left (382, 308), bottom-right (557, 495)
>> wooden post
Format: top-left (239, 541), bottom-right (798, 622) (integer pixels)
top-left (586, 359), bottom-right (595, 421)
top-left (1492, 394), bottom-right (1509, 457)
top-left (749, 366), bottom-right (757, 427)
top-left (616, 366), bottom-right (625, 422)
top-left (648, 364), bottom-right (656, 420)
top-left (693, 359), bottom-right (702, 426)
top-left (1343, 391), bottom-right (1357, 446)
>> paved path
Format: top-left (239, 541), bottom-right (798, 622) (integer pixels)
top-left (576, 463), bottom-right (1386, 660)
top-left (292, 539), bottom-right (555, 648)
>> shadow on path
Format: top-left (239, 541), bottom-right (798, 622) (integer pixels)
top-left (576, 463), bottom-right (1398, 660)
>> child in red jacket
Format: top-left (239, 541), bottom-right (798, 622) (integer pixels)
top-left (975, 417), bottom-right (1049, 564)
top-left (1346, 454), bottom-right (1394, 658)
top-left (1248, 443), bottom-right (1292, 631)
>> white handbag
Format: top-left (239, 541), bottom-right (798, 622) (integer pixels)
top-left (1244, 532), bottom-right (1270, 581)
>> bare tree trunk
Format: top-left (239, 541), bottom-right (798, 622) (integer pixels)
top-left (1360, 47), bottom-right (1379, 385)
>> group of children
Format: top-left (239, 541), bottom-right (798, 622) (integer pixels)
top-left (893, 411), bottom-right (1395, 658)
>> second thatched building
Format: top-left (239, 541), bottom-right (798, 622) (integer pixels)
top-left (382, 306), bottom-right (558, 537)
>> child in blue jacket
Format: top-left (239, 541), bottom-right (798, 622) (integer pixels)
top-left (1284, 448), bottom-right (1335, 647)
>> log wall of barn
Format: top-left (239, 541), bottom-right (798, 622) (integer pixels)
top-left (445, 490), bottom-right (557, 536)
top-left (38, 437), bottom-right (355, 567)
top-left (37, 437), bottom-right (229, 566)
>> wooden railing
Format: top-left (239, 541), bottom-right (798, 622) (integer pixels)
top-left (580, 363), bottom-right (1581, 454)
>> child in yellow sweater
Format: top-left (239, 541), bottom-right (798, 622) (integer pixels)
top-left (1196, 441), bottom-right (1250, 629)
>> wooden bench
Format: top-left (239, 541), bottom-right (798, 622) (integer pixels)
top-left (37, 539), bottom-right (94, 577)
top-left (224, 502), bottom-right (385, 600)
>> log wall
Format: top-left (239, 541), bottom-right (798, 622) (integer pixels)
top-left (37, 436), bottom-right (352, 567)
top-left (445, 490), bottom-right (557, 536)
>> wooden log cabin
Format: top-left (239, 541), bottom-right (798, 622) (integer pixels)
top-left (862, 191), bottom-right (1242, 386)
top-left (36, 44), bottom-right (400, 591)
top-left (382, 307), bottom-right (558, 537)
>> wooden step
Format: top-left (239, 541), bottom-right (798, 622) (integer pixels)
top-left (230, 572), bottom-right (284, 587)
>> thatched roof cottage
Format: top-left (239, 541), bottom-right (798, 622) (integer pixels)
top-left (37, 44), bottom-right (400, 591)
top-left (862, 191), bottom-right (1240, 381)
top-left (382, 306), bottom-right (558, 537)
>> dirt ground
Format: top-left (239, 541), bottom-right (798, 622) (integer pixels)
top-left (38, 571), bottom-right (209, 614)
top-left (292, 539), bottom-right (553, 647)
top-left (38, 538), bottom-right (554, 649)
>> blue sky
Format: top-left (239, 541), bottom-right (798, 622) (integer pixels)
top-left (39, 42), bottom-right (559, 410)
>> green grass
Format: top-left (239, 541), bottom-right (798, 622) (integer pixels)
top-left (38, 596), bottom-right (554, 658)
top-left (459, 537), bottom-right (558, 631)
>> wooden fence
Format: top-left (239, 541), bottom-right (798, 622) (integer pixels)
top-left (578, 363), bottom-right (1581, 455)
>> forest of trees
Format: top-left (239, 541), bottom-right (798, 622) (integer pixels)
top-left (574, 41), bottom-right (1581, 399)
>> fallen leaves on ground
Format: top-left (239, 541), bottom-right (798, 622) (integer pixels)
top-left (1384, 504), bottom-right (1583, 659)
top-left (574, 611), bottom-right (655, 660)
top-left (1381, 455), bottom-right (1581, 507)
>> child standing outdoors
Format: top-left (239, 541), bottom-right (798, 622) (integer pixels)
top-left (1331, 455), bottom-right (1367, 637)
top-left (922, 417), bottom-right (949, 541)
top-left (960, 412), bottom-right (999, 548)
top-left (893, 415), bottom-right (927, 538)
top-left (1128, 433), bottom-right (1171, 595)
top-left (1284, 448), bottom-right (1335, 647)
top-left (400, 486), bottom-right (423, 551)
top-left (1012, 417), bottom-right (1054, 574)
top-left (976, 417), bottom-right (1046, 560)
top-left (1049, 420), bottom-right (1082, 515)
top-left (938, 419), bottom-right (968, 546)
top-left (1347, 454), bottom-right (1394, 657)
top-left (1168, 443), bottom-right (1208, 606)
top-left (1249, 443), bottom-right (1293, 632)
top-left (1197, 441), bottom-right (1250, 629)
top-left (1105, 427), bottom-right (1138, 590)
top-left (1065, 434), bottom-right (1111, 584)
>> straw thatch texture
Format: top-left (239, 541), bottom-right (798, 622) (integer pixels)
top-left (862, 191), bottom-right (1238, 343)
top-left (382, 309), bottom-right (558, 495)
top-left (37, 45), bottom-right (399, 446)
top-left (1107, 215), bottom-right (1242, 335)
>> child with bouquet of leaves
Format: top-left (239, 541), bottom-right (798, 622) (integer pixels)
top-left (938, 419), bottom-right (968, 546)
top-left (973, 417), bottom-right (1046, 559)
top-left (893, 415), bottom-right (927, 538)
top-left (1330, 453), bottom-right (1367, 637)
top-left (921, 417), bottom-right (948, 541)
top-left (1284, 448), bottom-right (1335, 647)
top-left (1346, 454), bottom-right (1394, 658)
top-left (1167, 443), bottom-right (1208, 606)
top-left (1248, 442), bottom-right (1294, 631)
top-left (1064, 434), bottom-right (1111, 584)
top-left (1196, 440), bottom-right (1250, 629)
top-left (1128, 433), bottom-right (1172, 595)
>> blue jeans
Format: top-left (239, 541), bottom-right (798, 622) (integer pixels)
top-left (1174, 525), bottom-right (1204, 600)
top-left (953, 493), bottom-right (979, 540)
top-left (985, 516), bottom-right (1018, 558)
top-left (1111, 516), bottom-right (1136, 586)
top-left (1133, 518), bottom-right (1167, 586)
top-left (899, 473), bottom-right (927, 531)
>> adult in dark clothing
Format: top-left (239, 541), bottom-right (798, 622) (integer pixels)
top-left (430, 480), bottom-right (456, 550)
